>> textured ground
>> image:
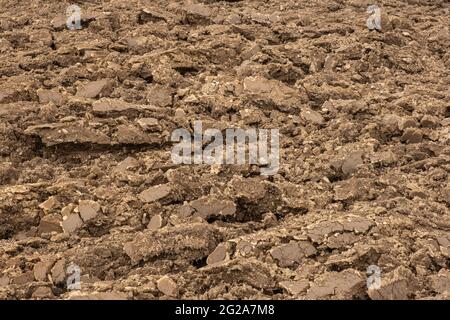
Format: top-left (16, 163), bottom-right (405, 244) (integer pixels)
top-left (0, 0), bottom-right (449, 300)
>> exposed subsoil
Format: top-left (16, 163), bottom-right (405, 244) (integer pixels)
top-left (0, 0), bottom-right (449, 300)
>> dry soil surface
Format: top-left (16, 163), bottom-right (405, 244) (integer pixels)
top-left (0, 0), bottom-right (449, 300)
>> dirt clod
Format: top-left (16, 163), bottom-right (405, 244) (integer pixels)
top-left (78, 200), bottom-right (101, 222)
top-left (138, 184), bottom-right (172, 203)
top-left (76, 79), bottom-right (114, 99)
top-left (207, 242), bottom-right (230, 265)
top-left (157, 276), bottom-right (178, 297)
top-left (270, 241), bottom-right (317, 268)
top-left (61, 214), bottom-right (83, 234)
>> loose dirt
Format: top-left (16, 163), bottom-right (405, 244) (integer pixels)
top-left (0, 0), bottom-right (449, 300)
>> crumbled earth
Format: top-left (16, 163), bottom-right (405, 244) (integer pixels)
top-left (0, 0), bottom-right (449, 300)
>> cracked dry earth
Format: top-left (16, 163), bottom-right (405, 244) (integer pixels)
top-left (0, 0), bottom-right (449, 300)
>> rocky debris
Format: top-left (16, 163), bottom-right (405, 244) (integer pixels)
top-left (368, 267), bottom-right (417, 300)
top-left (123, 223), bottom-right (222, 263)
top-left (270, 241), bottom-right (317, 268)
top-left (138, 184), bottom-right (172, 203)
top-left (76, 79), bottom-right (114, 99)
top-left (157, 276), bottom-right (178, 297)
top-left (305, 269), bottom-right (366, 299)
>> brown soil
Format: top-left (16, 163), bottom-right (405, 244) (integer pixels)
top-left (0, 0), bottom-right (449, 300)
